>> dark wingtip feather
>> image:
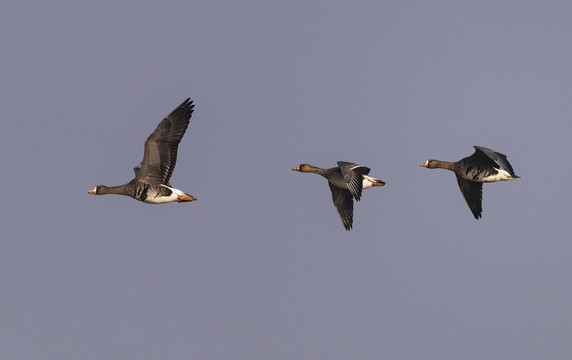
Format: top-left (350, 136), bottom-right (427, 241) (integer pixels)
top-left (341, 215), bottom-right (353, 230)
top-left (166, 98), bottom-right (195, 120)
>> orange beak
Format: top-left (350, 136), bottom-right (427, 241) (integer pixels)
top-left (292, 166), bottom-right (300, 171)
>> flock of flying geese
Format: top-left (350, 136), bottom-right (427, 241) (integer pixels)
top-left (88, 98), bottom-right (520, 230)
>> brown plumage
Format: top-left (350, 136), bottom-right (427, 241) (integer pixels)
top-left (292, 161), bottom-right (385, 230)
top-left (88, 98), bottom-right (197, 204)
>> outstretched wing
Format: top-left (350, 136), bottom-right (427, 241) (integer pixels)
top-left (329, 182), bottom-right (354, 230)
top-left (337, 161), bottom-right (370, 201)
top-left (136, 98), bottom-right (194, 185)
top-left (456, 174), bottom-right (483, 219)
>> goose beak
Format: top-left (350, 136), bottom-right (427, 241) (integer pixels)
top-left (177, 194), bottom-right (197, 202)
top-left (420, 161), bottom-right (428, 167)
top-left (292, 166), bottom-right (300, 171)
top-left (88, 187), bottom-right (97, 194)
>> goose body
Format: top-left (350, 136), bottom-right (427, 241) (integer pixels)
top-left (420, 146), bottom-right (519, 219)
top-left (88, 98), bottom-right (197, 204)
top-left (292, 161), bottom-right (385, 230)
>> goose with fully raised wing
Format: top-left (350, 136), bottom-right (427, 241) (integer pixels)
top-left (88, 98), bottom-right (197, 204)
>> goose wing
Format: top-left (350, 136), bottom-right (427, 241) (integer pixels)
top-left (455, 175), bottom-right (483, 219)
top-left (337, 161), bottom-right (370, 201)
top-left (135, 98), bottom-right (194, 185)
top-left (328, 182), bottom-right (354, 230)
top-left (472, 146), bottom-right (517, 176)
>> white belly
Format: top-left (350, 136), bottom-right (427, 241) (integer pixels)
top-left (479, 168), bottom-right (515, 182)
top-left (142, 185), bottom-right (182, 204)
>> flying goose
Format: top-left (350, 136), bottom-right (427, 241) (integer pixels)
top-left (420, 146), bottom-right (520, 219)
top-left (88, 98), bottom-right (197, 204)
top-left (292, 162), bottom-right (385, 230)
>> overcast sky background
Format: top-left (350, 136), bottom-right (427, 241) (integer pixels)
top-left (2, 1), bottom-right (572, 359)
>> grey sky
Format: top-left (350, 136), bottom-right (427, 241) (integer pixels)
top-left (2, 1), bottom-right (571, 359)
